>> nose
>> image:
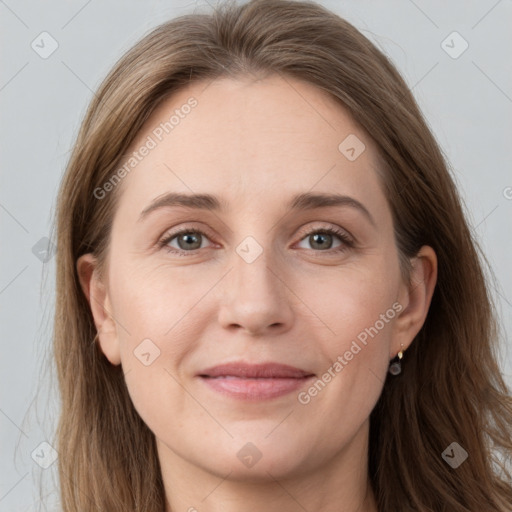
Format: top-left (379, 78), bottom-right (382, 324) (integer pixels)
top-left (217, 246), bottom-right (294, 337)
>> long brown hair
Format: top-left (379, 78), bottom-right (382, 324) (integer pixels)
top-left (51, 0), bottom-right (512, 510)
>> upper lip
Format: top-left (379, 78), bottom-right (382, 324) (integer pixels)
top-left (198, 362), bottom-right (315, 379)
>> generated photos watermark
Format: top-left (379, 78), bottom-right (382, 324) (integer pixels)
top-left (297, 301), bottom-right (403, 404)
top-left (93, 96), bottom-right (198, 200)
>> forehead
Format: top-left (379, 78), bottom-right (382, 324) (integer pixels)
top-left (114, 74), bottom-right (386, 217)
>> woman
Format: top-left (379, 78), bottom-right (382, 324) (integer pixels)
top-left (52, 0), bottom-right (512, 510)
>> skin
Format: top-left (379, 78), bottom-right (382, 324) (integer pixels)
top-left (78, 74), bottom-right (437, 512)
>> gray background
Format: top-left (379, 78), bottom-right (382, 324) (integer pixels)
top-left (1, 0), bottom-right (511, 510)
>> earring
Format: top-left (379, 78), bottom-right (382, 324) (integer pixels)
top-left (388, 344), bottom-right (404, 376)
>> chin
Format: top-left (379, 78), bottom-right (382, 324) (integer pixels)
top-left (198, 435), bottom-right (316, 481)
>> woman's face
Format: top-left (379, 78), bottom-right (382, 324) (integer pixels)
top-left (80, 74), bottom-right (433, 482)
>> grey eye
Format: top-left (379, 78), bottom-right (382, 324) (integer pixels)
top-left (297, 231), bottom-right (343, 251)
top-left (167, 231), bottom-right (208, 251)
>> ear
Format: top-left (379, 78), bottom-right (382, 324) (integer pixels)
top-left (392, 245), bottom-right (438, 357)
top-left (76, 253), bottom-right (121, 365)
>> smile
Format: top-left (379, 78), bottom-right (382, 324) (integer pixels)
top-left (197, 362), bottom-right (316, 400)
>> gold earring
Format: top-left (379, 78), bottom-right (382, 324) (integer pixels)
top-left (388, 344), bottom-right (404, 376)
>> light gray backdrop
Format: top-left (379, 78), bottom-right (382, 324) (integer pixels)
top-left (1, 0), bottom-right (511, 510)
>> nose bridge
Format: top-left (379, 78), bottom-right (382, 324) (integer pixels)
top-left (237, 240), bottom-right (276, 290)
top-left (218, 232), bottom-right (293, 335)
top-left (233, 233), bottom-right (282, 305)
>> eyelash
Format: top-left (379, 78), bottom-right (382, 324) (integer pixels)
top-left (157, 225), bottom-right (354, 257)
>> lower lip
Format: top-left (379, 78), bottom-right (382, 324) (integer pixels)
top-left (200, 376), bottom-right (314, 400)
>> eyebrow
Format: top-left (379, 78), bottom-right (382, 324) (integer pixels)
top-left (137, 191), bottom-right (376, 226)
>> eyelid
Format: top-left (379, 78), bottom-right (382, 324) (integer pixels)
top-left (294, 222), bottom-right (354, 244)
top-left (157, 224), bottom-right (216, 251)
top-left (292, 225), bottom-right (355, 255)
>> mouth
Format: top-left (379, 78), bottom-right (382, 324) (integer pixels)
top-left (197, 362), bottom-right (316, 400)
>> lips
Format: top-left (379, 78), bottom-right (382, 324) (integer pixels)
top-left (197, 362), bottom-right (315, 400)
top-left (199, 362), bottom-right (313, 379)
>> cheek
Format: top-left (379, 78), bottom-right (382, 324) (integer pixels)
top-left (297, 260), bottom-right (399, 403)
top-left (300, 259), bottom-right (399, 346)
top-left (108, 262), bottom-right (210, 423)
top-left (109, 258), bottom-right (208, 344)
